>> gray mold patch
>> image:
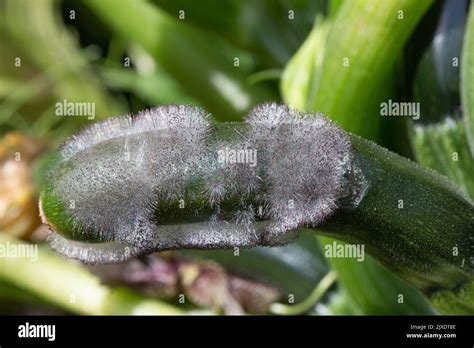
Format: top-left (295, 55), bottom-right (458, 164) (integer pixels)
top-left (44, 103), bottom-right (365, 263)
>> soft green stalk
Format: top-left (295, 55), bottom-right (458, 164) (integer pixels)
top-left (270, 270), bottom-right (337, 315)
top-left (281, 16), bottom-right (329, 110)
top-left (0, 234), bottom-right (183, 315)
top-left (84, 0), bottom-right (275, 121)
top-left (100, 44), bottom-right (199, 106)
top-left (462, 5), bottom-right (474, 154)
top-left (328, 0), bottom-right (344, 18)
top-left (100, 67), bottom-right (199, 106)
top-left (307, 0), bottom-right (434, 140)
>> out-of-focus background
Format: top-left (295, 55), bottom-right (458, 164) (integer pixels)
top-left (0, 0), bottom-right (472, 315)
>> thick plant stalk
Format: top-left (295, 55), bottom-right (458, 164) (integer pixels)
top-left (319, 135), bottom-right (474, 294)
top-left (319, 135), bottom-right (474, 314)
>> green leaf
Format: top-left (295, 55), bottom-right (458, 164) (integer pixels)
top-left (410, 0), bottom-right (474, 198)
top-left (411, 120), bottom-right (474, 198)
top-left (84, 0), bottom-right (276, 121)
top-left (430, 281), bottom-right (474, 314)
top-left (307, 0), bottom-right (434, 140)
top-left (152, 0), bottom-right (326, 67)
top-left (319, 238), bottom-right (434, 315)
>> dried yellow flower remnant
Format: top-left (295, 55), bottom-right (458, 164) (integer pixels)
top-left (0, 133), bottom-right (44, 238)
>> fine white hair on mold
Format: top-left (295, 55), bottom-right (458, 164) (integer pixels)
top-left (60, 105), bottom-right (211, 161)
top-left (41, 103), bottom-right (364, 264)
top-left (245, 103), bottom-right (354, 241)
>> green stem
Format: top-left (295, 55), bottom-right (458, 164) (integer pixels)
top-left (462, 4), bottom-right (474, 154)
top-left (317, 135), bottom-right (474, 302)
top-left (270, 270), bottom-right (337, 315)
top-left (0, 234), bottom-right (183, 315)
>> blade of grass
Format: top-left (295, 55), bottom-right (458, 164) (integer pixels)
top-left (102, 44), bottom-right (199, 106)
